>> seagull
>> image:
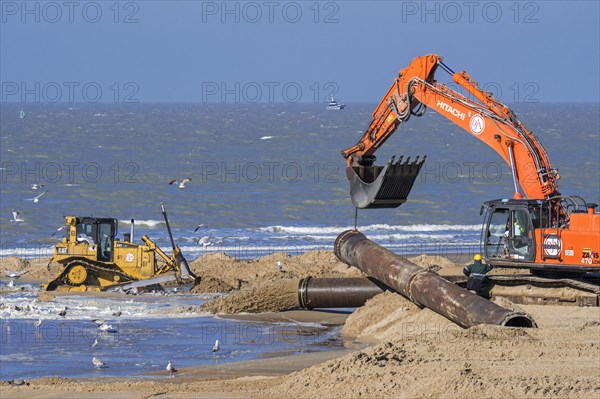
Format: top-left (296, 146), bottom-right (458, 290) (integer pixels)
top-left (51, 226), bottom-right (66, 237)
top-left (26, 190), bottom-right (48, 203)
top-left (92, 357), bottom-right (105, 368)
top-left (33, 319), bottom-right (42, 328)
top-left (194, 223), bottom-right (206, 232)
top-left (10, 211), bottom-right (24, 222)
top-left (7, 280), bottom-right (15, 288)
top-left (212, 339), bottom-right (220, 353)
top-left (277, 261), bottom-right (283, 272)
top-left (166, 360), bottom-right (177, 377)
top-left (58, 306), bottom-right (68, 317)
top-left (91, 338), bottom-right (98, 348)
top-left (30, 184), bottom-right (45, 190)
top-left (92, 319), bottom-right (105, 325)
top-left (196, 236), bottom-right (213, 247)
top-left (98, 323), bottom-right (117, 333)
top-left (4, 269), bottom-right (28, 278)
top-left (169, 178), bottom-right (192, 189)
top-left (111, 309), bottom-right (122, 317)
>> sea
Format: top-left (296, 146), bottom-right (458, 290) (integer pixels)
top-left (1, 102), bottom-right (598, 261)
top-left (0, 102), bottom-right (598, 380)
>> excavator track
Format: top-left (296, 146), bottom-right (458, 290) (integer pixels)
top-left (446, 274), bottom-right (600, 306)
top-left (49, 259), bottom-right (139, 291)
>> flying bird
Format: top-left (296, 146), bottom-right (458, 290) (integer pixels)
top-left (196, 236), bottom-right (213, 247)
top-left (92, 357), bottom-right (105, 368)
top-left (4, 269), bottom-right (28, 278)
top-left (30, 184), bottom-right (45, 190)
top-left (166, 360), bottom-right (177, 377)
top-left (169, 178), bottom-right (192, 189)
top-left (212, 339), bottom-right (220, 353)
top-left (260, 136), bottom-right (273, 140)
top-left (10, 211), bottom-right (24, 222)
top-left (194, 223), bottom-right (206, 232)
top-left (91, 338), bottom-right (98, 348)
top-left (26, 190), bottom-right (48, 203)
top-left (33, 319), bottom-right (42, 328)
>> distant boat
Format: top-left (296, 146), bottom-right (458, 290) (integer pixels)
top-left (19, 109), bottom-right (26, 119)
top-left (326, 97), bottom-right (346, 110)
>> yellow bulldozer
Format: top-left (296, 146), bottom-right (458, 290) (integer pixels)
top-left (43, 203), bottom-right (197, 292)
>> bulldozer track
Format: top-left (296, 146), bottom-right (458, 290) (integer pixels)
top-left (57, 259), bottom-right (138, 288)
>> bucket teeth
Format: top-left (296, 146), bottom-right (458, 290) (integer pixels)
top-left (347, 155), bottom-right (426, 209)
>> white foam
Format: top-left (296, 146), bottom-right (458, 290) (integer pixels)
top-left (119, 219), bottom-right (164, 228)
top-left (0, 292), bottom-right (209, 320)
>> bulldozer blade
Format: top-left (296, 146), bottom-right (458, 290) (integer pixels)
top-left (346, 156), bottom-right (425, 209)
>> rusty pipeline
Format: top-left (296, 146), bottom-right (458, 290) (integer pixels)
top-left (334, 230), bottom-right (537, 328)
top-left (298, 276), bottom-right (387, 310)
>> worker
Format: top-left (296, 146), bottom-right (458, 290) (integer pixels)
top-left (463, 254), bottom-right (493, 297)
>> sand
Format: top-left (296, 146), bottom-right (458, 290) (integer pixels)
top-left (199, 279), bottom-right (299, 314)
top-left (2, 251), bottom-right (599, 398)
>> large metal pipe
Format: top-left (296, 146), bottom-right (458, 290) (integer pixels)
top-left (334, 230), bottom-right (536, 328)
top-left (298, 276), bottom-right (387, 309)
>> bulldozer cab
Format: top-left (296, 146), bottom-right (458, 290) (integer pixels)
top-left (74, 217), bottom-right (117, 262)
top-left (481, 199), bottom-right (547, 263)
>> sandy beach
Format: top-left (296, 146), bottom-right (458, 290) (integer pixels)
top-left (1, 251), bottom-right (599, 398)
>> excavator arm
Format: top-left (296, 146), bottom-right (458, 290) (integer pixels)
top-left (343, 54), bottom-right (560, 208)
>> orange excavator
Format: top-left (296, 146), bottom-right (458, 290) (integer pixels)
top-left (343, 54), bottom-right (600, 273)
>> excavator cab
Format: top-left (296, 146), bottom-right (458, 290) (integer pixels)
top-left (481, 199), bottom-right (546, 265)
top-left (347, 155), bottom-right (426, 209)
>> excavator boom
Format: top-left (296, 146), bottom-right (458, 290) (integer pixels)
top-left (343, 54), bottom-right (560, 207)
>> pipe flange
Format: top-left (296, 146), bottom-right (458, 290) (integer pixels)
top-left (334, 229), bottom-right (361, 262)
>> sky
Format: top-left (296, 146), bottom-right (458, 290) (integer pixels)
top-left (1, 0), bottom-right (599, 103)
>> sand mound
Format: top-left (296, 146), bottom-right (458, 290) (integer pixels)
top-left (0, 257), bottom-right (61, 283)
top-left (342, 291), bottom-right (419, 339)
top-left (0, 256), bottom-right (28, 274)
top-left (261, 304), bottom-right (600, 399)
top-left (200, 279), bottom-right (298, 314)
top-left (189, 276), bottom-right (235, 293)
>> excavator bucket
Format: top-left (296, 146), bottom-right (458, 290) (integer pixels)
top-left (346, 156), bottom-right (425, 209)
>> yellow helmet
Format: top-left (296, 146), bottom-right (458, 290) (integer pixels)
top-left (474, 254), bottom-right (482, 261)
